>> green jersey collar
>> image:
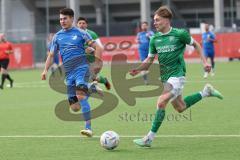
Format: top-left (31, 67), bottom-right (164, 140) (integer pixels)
top-left (158, 27), bottom-right (172, 36)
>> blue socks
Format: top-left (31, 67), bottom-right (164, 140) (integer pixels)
top-left (80, 96), bottom-right (91, 130)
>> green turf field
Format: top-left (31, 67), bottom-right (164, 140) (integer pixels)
top-left (0, 62), bottom-right (240, 160)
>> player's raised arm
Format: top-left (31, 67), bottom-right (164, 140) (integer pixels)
top-left (129, 56), bottom-right (155, 76)
top-left (180, 29), bottom-right (211, 73)
top-left (130, 35), bottom-right (156, 76)
top-left (41, 52), bottom-right (54, 80)
top-left (84, 30), bottom-right (103, 74)
top-left (90, 41), bottom-right (103, 74)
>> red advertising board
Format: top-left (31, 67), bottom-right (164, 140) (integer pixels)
top-left (9, 43), bottom-right (34, 69)
top-left (101, 33), bottom-right (240, 62)
top-left (6, 33), bottom-right (240, 69)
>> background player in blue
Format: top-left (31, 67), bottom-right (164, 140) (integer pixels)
top-left (136, 22), bottom-right (154, 85)
top-left (202, 23), bottom-right (217, 78)
top-left (41, 8), bottom-right (103, 137)
top-left (47, 33), bottom-right (62, 76)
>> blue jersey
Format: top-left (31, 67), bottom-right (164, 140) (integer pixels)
top-left (137, 31), bottom-right (154, 50)
top-left (137, 30), bottom-right (154, 61)
top-left (202, 31), bottom-right (215, 55)
top-left (50, 27), bottom-right (93, 73)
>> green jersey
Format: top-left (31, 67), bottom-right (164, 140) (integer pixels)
top-left (86, 29), bottom-right (99, 40)
top-left (85, 29), bottom-right (99, 63)
top-left (148, 27), bottom-right (193, 82)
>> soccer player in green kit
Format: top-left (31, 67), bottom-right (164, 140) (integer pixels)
top-left (77, 17), bottom-right (111, 90)
top-left (130, 6), bottom-right (223, 147)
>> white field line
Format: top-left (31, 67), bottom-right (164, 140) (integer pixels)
top-left (0, 135), bottom-right (240, 138)
top-left (8, 79), bottom-right (240, 89)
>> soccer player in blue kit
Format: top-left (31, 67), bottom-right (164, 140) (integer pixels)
top-left (202, 23), bottom-right (217, 78)
top-left (41, 8), bottom-right (103, 137)
top-left (136, 22), bottom-right (154, 85)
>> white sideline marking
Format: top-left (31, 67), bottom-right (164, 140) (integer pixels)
top-left (0, 135), bottom-right (240, 138)
top-left (7, 79), bottom-right (240, 89)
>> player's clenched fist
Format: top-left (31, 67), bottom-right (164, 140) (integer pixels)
top-left (41, 70), bottom-right (47, 80)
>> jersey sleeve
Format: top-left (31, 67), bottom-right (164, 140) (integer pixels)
top-left (179, 29), bottom-right (194, 45)
top-left (148, 37), bottom-right (157, 57)
top-left (83, 31), bottom-right (95, 46)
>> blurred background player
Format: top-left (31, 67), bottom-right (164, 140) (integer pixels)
top-left (202, 23), bottom-right (217, 78)
top-left (47, 33), bottom-right (62, 76)
top-left (130, 6), bottom-right (223, 148)
top-left (41, 8), bottom-right (103, 137)
top-left (136, 22), bottom-right (154, 85)
top-left (77, 17), bottom-right (111, 90)
top-left (0, 34), bottom-right (14, 89)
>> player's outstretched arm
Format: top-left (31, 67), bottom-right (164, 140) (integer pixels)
top-left (90, 42), bottom-right (103, 74)
top-left (192, 40), bottom-right (211, 73)
top-left (41, 52), bottom-right (54, 80)
top-left (129, 56), bottom-right (154, 76)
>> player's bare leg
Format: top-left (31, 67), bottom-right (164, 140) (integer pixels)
top-left (133, 88), bottom-right (173, 147)
top-left (0, 68), bottom-right (13, 89)
top-left (171, 95), bottom-right (186, 113)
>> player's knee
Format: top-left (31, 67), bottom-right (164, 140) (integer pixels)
top-left (77, 94), bottom-right (86, 100)
top-left (157, 95), bottom-right (168, 109)
top-left (68, 96), bottom-right (80, 112)
top-left (71, 105), bottom-right (80, 112)
top-left (157, 102), bottom-right (166, 109)
top-left (76, 84), bottom-right (88, 93)
top-left (175, 108), bottom-right (184, 113)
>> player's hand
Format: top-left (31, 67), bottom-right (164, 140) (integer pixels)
top-left (85, 47), bottom-right (95, 54)
top-left (129, 69), bottom-right (140, 76)
top-left (41, 70), bottom-right (47, 80)
top-left (204, 63), bottom-right (211, 73)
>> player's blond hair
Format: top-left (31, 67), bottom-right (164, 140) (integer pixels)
top-left (155, 6), bottom-right (173, 20)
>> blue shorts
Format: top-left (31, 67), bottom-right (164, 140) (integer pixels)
top-left (66, 66), bottom-right (90, 98)
top-left (138, 48), bottom-right (148, 61)
top-left (204, 49), bottom-right (214, 58)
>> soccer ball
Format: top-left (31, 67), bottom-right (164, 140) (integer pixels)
top-left (100, 131), bottom-right (120, 150)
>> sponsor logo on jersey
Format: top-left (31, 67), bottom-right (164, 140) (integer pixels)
top-left (72, 35), bottom-right (78, 40)
top-left (156, 45), bottom-right (177, 53)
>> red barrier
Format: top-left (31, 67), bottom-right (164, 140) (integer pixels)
top-left (101, 32), bottom-right (240, 61)
top-left (9, 43), bottom-right (34, 69)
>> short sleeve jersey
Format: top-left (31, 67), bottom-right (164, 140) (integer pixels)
top-left (148, 27), bottom-right (194, 82)
top-left (50, 27), bottom-right (93, 72)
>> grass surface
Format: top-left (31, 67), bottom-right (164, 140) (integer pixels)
top-left (0, 62), bottom-right (240, 160)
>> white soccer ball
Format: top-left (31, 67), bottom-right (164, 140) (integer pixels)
top-left (100, 131), bottom-right (120, 150)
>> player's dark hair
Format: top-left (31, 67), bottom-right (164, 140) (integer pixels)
top-left (141, 21), bottom-right (148, 25)
top-left (77, 17), bottom-right (88, 24)
top-left (59, 8), bottom-right (74, 17)
top-left (155, 6), bottom-right (173, 20)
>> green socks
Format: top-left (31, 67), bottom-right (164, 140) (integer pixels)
top-left (184, 92), bottom-right (202, 108)
top-left (97, 75), bottom-right (107, 84)
top-left (149, 93), bottom-right (202, 133)
top-left (151, 109), bottom-right (165, 133)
